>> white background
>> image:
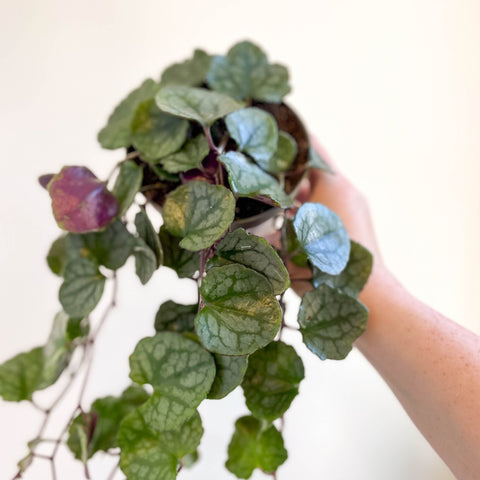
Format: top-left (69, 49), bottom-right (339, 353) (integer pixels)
top-left (0, 0), bottom-right (479, 479)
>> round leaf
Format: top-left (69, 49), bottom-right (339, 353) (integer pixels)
top-left (47, 166), bottom-right (118, 233)
top-left (195, 264), bottom-right (281, 355)
top-left (46, 235), bottom-right (67, 276)
top-left (129, 332), bottom-right (215, 431)
top-left (216, 228), bottom-right (289, 295)
top-left (208, 354), bottom-right (248, 400)
top-left (220, 151), bottom-right (293, 208)
top-left (113, 160), bottom-right (143, 216)
top-left (242, 341), bottom-right (304, 421)
top-left (265, 131), bottom-right (298, 174)
top-left (131, 99), bottom-right (189, 161)
top-left (154, 301), bottom-right (197, 333)
top-left (155, 85), bottom-right (244, 126)
top-left (293, 202), bottom-right (350, 275)
top-left (225, 108), bottom-right (278, 164)
top-left (162, 181), bottom-right (235, 251)
top-left (59, 257), bottom-right (105, 317)
top-left (160, 49), bottom-right (211, 87)
top-left (160, 134), bottom-right (210, 173)
top-left (298, 285), bottom-right (369, 360)
top-left (135, 207), bottom-right (163, 267)
top-left (226, 416), bottom-right (287, 478)
top-left (97, 78), bottom-right (160, 149)
top-left (313, 241), bottom-right (373, 298)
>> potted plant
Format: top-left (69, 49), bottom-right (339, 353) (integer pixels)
top-left (0, 40), bottom-right (373, 480)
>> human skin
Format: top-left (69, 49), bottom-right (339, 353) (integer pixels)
top-left (291, 143), bottom-right (480, 480)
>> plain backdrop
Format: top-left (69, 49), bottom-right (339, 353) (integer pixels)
top-left (0, 1), bottom-right (479, 479)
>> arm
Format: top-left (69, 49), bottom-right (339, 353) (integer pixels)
top-left (296, 155), bottom-right (480, 480)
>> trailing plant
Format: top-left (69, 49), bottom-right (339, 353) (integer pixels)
top-left (1, 40), bottom-right (373, 480)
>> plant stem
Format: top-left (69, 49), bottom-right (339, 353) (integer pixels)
top-left (203, 126), bottom-right (218, 153)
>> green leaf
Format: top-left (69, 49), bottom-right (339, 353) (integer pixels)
top-left (135, 207), bottom-right (163, 267)
top-left (70, 423), bottom-right (89, 466)
top-left (129, 332), bottom-right (215, 431)
top-left (66, 220), bottom-right (135, 271)
top-left (293, 202), bottom-right (350, 275)
top-left (208, 354), bottom-right (248, 400)
top-left (253, 64), bottom-right (291, 103)
top-left (265, 131), bottom-right (298, 174)
top-left (226, 416), bottom-right (287, 479)
top-left (118, 408), bottom-right (203, 480)
top-left (313, 241), bottom-right (373, 297)
top-left (133, 238), bottom-right (157, 285)
top-left (66, 316), bottom-right (90, 342)
top-left (220, 151), bottom-right (293, 208)
top-left (206, 41), bottom-right (290, 103)
top-left (225, 108), bottom-right (278, 164)
top-left (131, 99), bottom-right (189, 161)
top-left (68, 385), bottom-right (149, 460)
top-left (162, 181), bottom-right (235, 251)
top-left (59, 257), bottom-right (106, 317)
top-left (298, 285), bottom-right (369, 360)
top-left (154, 301), bottom-right (197, 333)
top-left (160, 49), bottom-right (211, 87)
top-left (282, 218), bottom-right (308, 267)
top-left (160, 134), bottom-right (210, 173)
top-left (98, 79), bottom-right (160, 149)
top-left (113, 160), bottom-right (143, 216)
top-left (195, 264), bottom-right (281, 355)
top-left (0, 311), bottom-right (85, 401)
top-left (47, 235), bottom-right (67, 276)
top-left (242, 341), bottom-right (304, 421)
top-left (309, 145), bottom-right (333, 173)
top-left (41, 311), bottom-right (76, 386)
top-left (159, 226), bottom-right (200, 278)
top-left (216, 228), bottom-right (289, 295)
top-left (0, 348), bottom-right (44, 401)
top-left (155, 85), bottom-right (244, 126)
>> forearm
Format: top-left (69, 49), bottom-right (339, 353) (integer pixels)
top-left (356, 263), bottom-right (480, 480)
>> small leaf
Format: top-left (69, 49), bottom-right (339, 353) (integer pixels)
top-left (265, 131), bottom-right (298, 174)
top-left (309, 145), bottom-right (333, 172)
top-left (160, 134), bottom-right (210, 173)
top-left (206, 41), bottom-right (290, 103)
top-left (135, 207), bottom-right (163, 267)
top-left (225, 108), bottom-right (278, 164)
top-left (220, 151), bottom-right (293, 208)
top-left (195, 264), bottom-right (281, 355)
top-left (208, 354), bottom-right (248, 400)
top-left (242, 341), bottom-right (304, 421)
top-left (79, 219), bottom-right (136, 270)
top-left (113, 160), bottom-right (143, 216)
top-left (129, 332), bottom-right (215, 431)
top-left (66, 316), bottom-right (90, 342)
top-left (131, 99), bottom-right (189, 161)
top-left (0, 311), bottom-right (83, 401)
top-left (160, 49), bottom-right (211, 87)
top-left (159, 226), bottom-right (199, 278)
top-left (47, 235), bottom-right (67, 276)
top-left (282, 218), bottom-right (308, 267)
top-left (154, 301), bottom-right (197, 333)
top-left (59, 257), bottom-right (106, 317)
top-left (133, 238), bottom-right (157, 285)
top-left (70, 423), bottom-right (89, 465)
top-left (155, 85), bottom-right (244, 126)
top-left (47, 166), bottom-right (118, 233)
top-left (293, 202), bottom-right (350, 275)
top-left (68, 385), bottom-right (149, 460)
top-left (118, 408), bottom-right (203, 480)
top-left (312, 241), bottom-right (373, 297)
top-left (226, 416), bottom-right (287, 479)
top-left (162, 181), bottom-right (235, 251)
top-left (0, 348), bottom-right (44, 401)
top-left (98, 79), bottom-right (160, 149)
top-left (216, 228), bottom-right (289, 295)
top-left (298, 285), bottom-right (369, 360)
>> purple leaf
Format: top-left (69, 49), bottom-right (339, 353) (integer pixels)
top-left (38, 174), bottom-right (54, 189)
top-left (47, 166), bottom-right (118, 233)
